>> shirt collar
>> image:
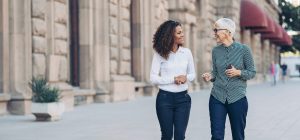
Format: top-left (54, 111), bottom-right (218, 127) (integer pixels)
top-left (222, 41), bottom-right (236, 50)
top-left (171, 46), bottom-right (184, 54)
top-left (178, 47), bottom-right (185, 53)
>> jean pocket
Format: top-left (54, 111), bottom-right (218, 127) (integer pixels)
top-left (185, 93), bottom-right (191, 102)
top-left (157, 92), bottom-right (167, 99)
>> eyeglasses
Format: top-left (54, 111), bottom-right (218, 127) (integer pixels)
top-left (213, 28), bottom-right (228, 33)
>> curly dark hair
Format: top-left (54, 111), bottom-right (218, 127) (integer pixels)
top-left (153, 20), bottom-right (181, 59)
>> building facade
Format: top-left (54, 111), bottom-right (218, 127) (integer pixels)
top-left (0, 0), bottom-right (291, 115)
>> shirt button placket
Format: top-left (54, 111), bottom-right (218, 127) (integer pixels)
top-left (226, 48), bottom-right (229, 100)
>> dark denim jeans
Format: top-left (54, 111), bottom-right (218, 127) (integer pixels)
top-left (209, 95), bottom-right (248, 140)
top-left (156, 89), bottom-right (191, 140)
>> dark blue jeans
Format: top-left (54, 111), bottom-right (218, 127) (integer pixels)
top-left (209, 95), bottom-right (248, 140)
top-left (156, 89), bottom-right (191, 140)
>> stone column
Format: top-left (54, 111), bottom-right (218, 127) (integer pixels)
top-left (275, 46), bottom-right (280, 63)
top-left (0, 0), bottom-right (11, 115)
top-left (241, 29), bottom-right (251, 46)
top-left (130, 0), bottom-right (169, 96)
top-left (251, 33), bottom-right (263, 83)
top-left (261, 40), bottom-right (267, 81)
top-left (78, 0), bottom-right (94, 89)
top-left (7, 0), bottom-right (32, 115)
top-left (93, 0), bottom-right (111, 102)
top-left (131, 0), bottom-right (143, 82)
top-left (270, 44), bottom-right (275, 63)
top-left (263, 40), bottom-right (270, 81)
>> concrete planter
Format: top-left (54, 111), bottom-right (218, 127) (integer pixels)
top-left (31, 102), bottom-right (65, 121)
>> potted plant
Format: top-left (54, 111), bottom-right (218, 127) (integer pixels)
top-left (29, 77), bottom-right (65, 121)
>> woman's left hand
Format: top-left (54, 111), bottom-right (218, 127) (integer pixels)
top-left (225, 65), bottom-right (241, 77)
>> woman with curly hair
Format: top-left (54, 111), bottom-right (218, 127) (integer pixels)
top-left (150, 20), bottom-right (195, 140)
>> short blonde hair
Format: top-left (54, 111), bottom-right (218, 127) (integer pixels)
top-left (215, 18), bottom-right (236, 37)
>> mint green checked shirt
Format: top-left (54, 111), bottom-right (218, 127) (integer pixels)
top-left (210, 42), bottom-right (256, 104)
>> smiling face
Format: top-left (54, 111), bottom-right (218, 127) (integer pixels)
top-left (213, 23), bottom-right (230, 44)
top-left (174, 25), bottom-right (184, 46)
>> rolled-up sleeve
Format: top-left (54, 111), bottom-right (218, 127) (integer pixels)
top-left (187, 50), bottom-right (196, 82)
top-left (240, 46), bottom-right (256, 80)
top-left (210, 48), bottom-right (217, 82)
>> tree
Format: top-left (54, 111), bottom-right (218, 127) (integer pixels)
top-left (278, 0), bottom-right (300, 52)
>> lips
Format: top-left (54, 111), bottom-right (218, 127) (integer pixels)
top-left (178, 38), bottom-right (184, 42)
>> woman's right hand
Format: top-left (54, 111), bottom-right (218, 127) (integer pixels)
top-left (202, 72), bottom-right (212, 82)
top-left (174, 75), bottom-right (187, 85)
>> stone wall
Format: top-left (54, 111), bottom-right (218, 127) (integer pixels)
top-left (32, 0), bottom-right (47, 78)
top-left (32, 0), bottom-right (73, 111)
top-left (32, 0), bottom-right (68, 81)
top-left (109, 0), bottom-right (131, 76)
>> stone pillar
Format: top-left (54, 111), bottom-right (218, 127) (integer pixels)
top-left (93, 0), bottom-right (111, 102)
top-left (275, 46), bottom-right (280, 63)
top-left (130, 0), bottom-right (169, 96)
top-left (67, 0), bottom-right (112, 104)
top-left (270, 44), bottom-right (275, 63)
top-left (241, 29), bottom-right (251, 46)
top-left (261, 40), bottom-right (268, 81)
top-left (168, 0), bottom-right (200, 91)
top-left (7, 0), bottom-right (32, 115)
top-left (131, 0), bottom-right (143, 82)
top-left (263, 40), bottom-right (270, 81)
top-left (0, 0), bottom-right (11, 115)
top-left (251, 33), bottom-right (263, 83)
top-left (108, 0), bottom-right (135, 101)
top-left (78, 0), bottom-right (94, 89)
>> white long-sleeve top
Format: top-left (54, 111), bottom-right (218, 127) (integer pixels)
top-left (150, 47), bottom-right (196, 92)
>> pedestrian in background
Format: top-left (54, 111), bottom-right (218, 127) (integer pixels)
top-left (298, 66), bottom-right (300, 77)
top-left (270, 61), bottom-right (276, 86)
top-left (280, 63), bottom-right (288, 83)
top-left (202, 18), bottom-right (256, 140)
top-left (275, 62), bottom-right (280, 82)
top-left (150, 20), bottom-right (196, 140)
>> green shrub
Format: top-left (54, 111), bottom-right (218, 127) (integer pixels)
top-left (29, 77), bottom-right (61, 103)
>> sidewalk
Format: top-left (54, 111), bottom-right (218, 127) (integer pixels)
top-left (1, 79), bottom-right (300, 140)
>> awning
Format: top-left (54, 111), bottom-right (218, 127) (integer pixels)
top-left (240, 0), bottom-right (268, 28)
top-left (261, 22), bottom-right (283, 40)
top-left (252, 16), bottom-right (276, 33)
top-left (272, 30), bottom-right (293, 46)
top-left (240, 0), bottom-right (292, 46)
